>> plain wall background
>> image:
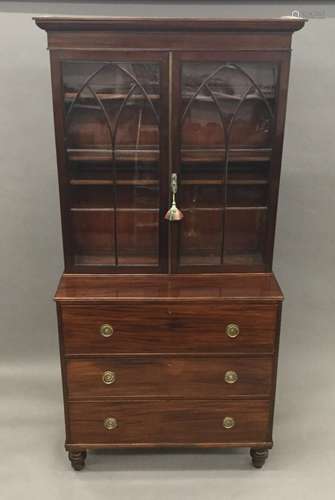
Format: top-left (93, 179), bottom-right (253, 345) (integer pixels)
top-left (0, 2), bottom-right (334, 499)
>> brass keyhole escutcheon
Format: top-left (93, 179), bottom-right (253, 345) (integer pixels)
top-left (100, 323), bottom-right (113, 338)
top-left (222, 416), bottom-right (235, 429)
top-left (102, 370), bottom-right (116, 385)
top-left (224, 370), bottom-right (238, 384)
top-left (104, 417), bottom-right (118, 431)
top-left (226, 323), bottom-right (240, 339)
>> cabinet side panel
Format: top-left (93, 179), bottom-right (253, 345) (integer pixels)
top-left (50, 52), bottom-right (72, 269)
top-left (267, 301), bottom-right (283, 443)
top-left (265, 56), bottom-right (291, 269)
top-left (56, 303), bottom-right (71, 445)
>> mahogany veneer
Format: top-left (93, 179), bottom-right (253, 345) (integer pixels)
top-left (36, 16), bottom-right (305, 470)
top-left (68, 400), bottom-right (271, 446)
top-left (66, 357), bottom-right (274, 399)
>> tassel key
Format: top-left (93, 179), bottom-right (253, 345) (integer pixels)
top-left (164, 173), bottom-right (184, 221)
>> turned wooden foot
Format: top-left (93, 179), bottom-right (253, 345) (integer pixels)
top-left (68, 450), bottom-right (87, 470)
top-left (250, 448), bottom-right (269, 469)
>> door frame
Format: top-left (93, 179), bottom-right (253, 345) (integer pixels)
top-left (50, 49), bottom-right (170, 273)
top-left (170, 50), bottom-right (290, 274)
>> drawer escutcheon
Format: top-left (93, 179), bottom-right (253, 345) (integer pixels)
top-left (104, 417), bottom-right (118, 430)
top-left (222, 416), bottom-right (235, 429)
top-left (100, 323), bottom-right (113, 338)
top-left (102, 370), bottom-right (116, 385)
top-left (226, 323), bottom-right (240, 338)
top-left (224, 370), bottom-right (238, 384)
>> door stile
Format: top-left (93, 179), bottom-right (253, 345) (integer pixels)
top-left (169, 51), bottom-right (182, 273)
top-left (49, 51), bottom-right (73, 271)
top-left (157, 52), bottom-right (170, 273)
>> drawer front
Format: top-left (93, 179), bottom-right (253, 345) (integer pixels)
top-left (68, 400), bottom-right (271, 445)
top-left (66, 357), bottom-right (273, 399)
top-left (62, 303), bottom-right (278, 354)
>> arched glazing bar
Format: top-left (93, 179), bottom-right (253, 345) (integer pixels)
top-left (65, 62), bottom-right (160, 267)
top-left (202, 83), bottom-right (228, 258)
top-left (182, 63), bottom-right (274, 131)
top-left (181, 62), bottom-right (275, 265)
top-left (182, 64), bottom-right (233, 125)
top-left (220, 83), bottom-right (255, 264)
top-left (66, 62), bottom-right (159, 124)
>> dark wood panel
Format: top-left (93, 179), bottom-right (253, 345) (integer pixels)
top-left (66, 357), bottom-right (273, 399)
top-left (55, 274), bottom-right (283, 302)
top-left (71, 184), bottom-right (159, 209)
top-left (71, 209), bottom-right (160, 268)
top-left (71, 210), bottom-right (115, 264)
top-left (61, 302), bottom-right (278, 355)
top-left (224, 208), bottom-right (267, 257)
top-left (68, 399), bottom-right (271, 445)
top-left (46, 31), bottom-right (293, 52)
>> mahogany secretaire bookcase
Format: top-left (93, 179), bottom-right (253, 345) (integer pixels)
top-left (35, 17), bottom-right (305, 470)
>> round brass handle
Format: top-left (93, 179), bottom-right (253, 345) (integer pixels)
top-left (222, 416), bottom-right (235, 429)
top-left (226, 323), bottom-right (240, 339)
top-left (104, 417), bottom-right (118, 431)
top-left (102, 370), bottom-right (116, 385)
top-left (224, 370), bottom-right (238, 384)
top-left (100, 324), bottom-right (113, 338)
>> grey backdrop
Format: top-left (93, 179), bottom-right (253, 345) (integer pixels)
top-left (1, 2), bottom-right (334, 499)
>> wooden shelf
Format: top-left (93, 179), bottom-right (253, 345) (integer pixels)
top-left (64, 91), bottom-right (273, 104)
top-left (179, 252), bottom-right (263, 267)
top-left (70, 179), bottom-right (158, 186)
top-left (65, 92), bottom-right (160, 102)
top-left (70, 205), bottom-right (266, 213)
top-left (181, 176), bottom-right (268, 186)
top-left (70, 207), bottom-right (158, 212)
top-left (67, 148), bottom-right (159, 163)
top-left (181, 206), bottom-right (268, 212)
top-left (70, 177), bottom-right (266, 187)
top-left (181, 148), bottom-right (272, 163)
top-left (74, 254), bottom-right (157, 267)
top-left (67, 147), bottom-right (271, 164)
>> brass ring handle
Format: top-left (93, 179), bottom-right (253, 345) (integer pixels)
top-left (104, 417), bottom-right (118, 431)
top-left (222, 416), bottom-right (235, 429)
top-left (226, 323), bottom-right (240, 338)
top-left (102, 370), bottom-right (116, 385)
top-left (224, 370), bottom-right (238, 384)
top-left (100, 323), bottom-right (113, 338)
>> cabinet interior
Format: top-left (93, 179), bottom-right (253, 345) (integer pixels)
top-left (61, 58), bottom-right (279, 272)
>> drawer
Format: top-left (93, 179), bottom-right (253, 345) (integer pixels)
top-left (61, 302), bottom-right (278, 354)
top-left (66, 357), bottom-right (273, 399)
top-left (68, 400), bottom-right (271, 445)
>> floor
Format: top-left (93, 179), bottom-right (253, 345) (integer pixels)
top-left (1, 355), bottom-right (334, 500)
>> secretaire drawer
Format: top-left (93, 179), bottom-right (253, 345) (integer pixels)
top-left (61, 302), bottom-right (278, 354)
top-left (68, 400), bottom-right (271, 445)
top-left (66, 357), bottom-right (273, 399)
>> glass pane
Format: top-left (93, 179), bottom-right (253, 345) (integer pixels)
top-left (63, 61), bottom-right (160, 267)
top-left (224, 208), bottom-right (267, 266)
top-left (179, 209), bottom-right (223, 267)
top-left (178, 61), bottom-right (276, 268)
top-left (182, 62), bottom-right (277, 152)
top-left (72, 210), bottom-right (115, 266)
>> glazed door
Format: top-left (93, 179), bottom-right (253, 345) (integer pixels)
top-left (57, 52), bottom-right (169, 272)
top-left (171, 52), bottom-right (283, 273)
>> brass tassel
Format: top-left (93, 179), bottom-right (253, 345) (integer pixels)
top-left (164, 173), bottom-right (184, 221)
